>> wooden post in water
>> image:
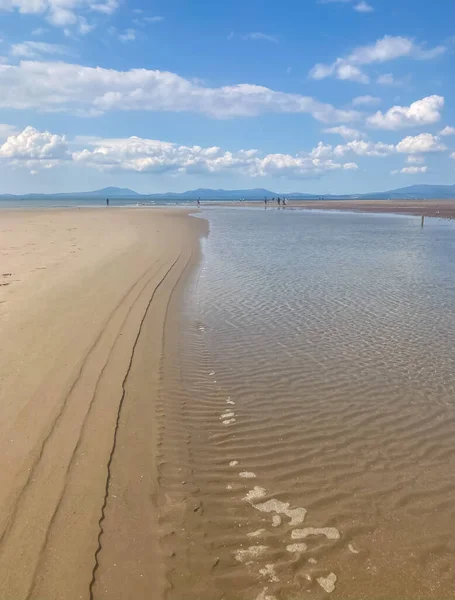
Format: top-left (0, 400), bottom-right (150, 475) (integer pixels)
top-left (421, 215), bottom-right (425, 227)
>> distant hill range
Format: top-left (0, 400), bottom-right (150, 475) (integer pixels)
top-left (1, 184), bottom-right (455, 201)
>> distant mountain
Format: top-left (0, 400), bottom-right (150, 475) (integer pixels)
top-left (55, 186), bottom-right (140, 198)
top-left (362, 184), bottom-right (455, 200)
top-left (1, 184), bottom-right (455, 201)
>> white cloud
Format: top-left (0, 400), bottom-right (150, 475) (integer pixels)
top-left (376, 73), bottom-right (404, 86)
top-left (352, 95), bottom-right (380, 106)
top-left (406, 155), bottom-right (425, 164)
top-left (118, 29), bottom-right (136, 42)
top-left (0, 125), bottom-right (360, 179)
top-left (367, 95), bottom-right (444, 130)
top-left (0, 125), bottom-right (68, 160)
top-left (10, 41), bottom-right (72, 58)
top-left (323, 125), bottom-right (366, 139)
top-left (0, 60), bottom-right (360, 122)
top-left (310, 139), bottom-right (394, 159)
top-left (72, 135), bottom-right (357, 178)
top-left (439, 125), bottom-right (455, 136)
top-left (336, 63), bottom-right (369, 83)
top-left (242, 32), bottom-right (278, 43)
top-left (354, 1), bottom-right (374, 12)
top-left (396, 133), bottom-right (446, 154)
top-left (334, 140), bottom-right (395, 157)
top-left (451, 152), bottom-right (455, 160)
top-left (133, 15), bottom-right (164, 26)
top-left (320, 0), bottom-right (373, 11)
top-left (311, 132), bottom-right (447, 160)
top-left (309, 35), bottom-right (445, 83)
top-left (396, 166), bottom-right (428, 174)
top-left (310, 59), bottom-right (369, 83)
top-left (0, 0), bottom-right (118, 32)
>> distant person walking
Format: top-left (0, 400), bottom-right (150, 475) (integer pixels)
top-left (282, 197), bottom-right (287, 206)
top-left (106, 197), bottom-right (109, 206)
top-left (197, 198), bottom-right (201, 207)
top-left (277, 197), bottom-right (281, 206)
top-left (264, 197), bottom-right (268, 206)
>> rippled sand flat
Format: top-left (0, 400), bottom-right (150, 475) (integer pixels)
top-left (157, 209), bottom-right (455, 599)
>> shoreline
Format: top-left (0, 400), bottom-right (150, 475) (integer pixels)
top-left (0, 207), bottom-right (207, 599)
top-left (203, 199), bottom-right (455, 219)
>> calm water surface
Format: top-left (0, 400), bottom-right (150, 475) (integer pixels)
top-left (159, 208), bottom-right (455, 600)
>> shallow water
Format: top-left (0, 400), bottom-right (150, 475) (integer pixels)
top-left (158, 208), bottom-right (455, 599)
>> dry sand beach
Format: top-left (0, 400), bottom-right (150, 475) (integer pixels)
top-left (0, 207), bottom-right (206, 599)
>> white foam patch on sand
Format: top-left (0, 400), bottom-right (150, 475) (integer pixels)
top-left (209, 371), bottom-right (215, 375)
top-left (255, 588), bottom-right (277, 600)
top-left (221, 411), bottom-right (235, 419)
top-left (317, 572), bottom-right (337, 593)
top-left (259, 563), bottom-right (279, 583)
top-left (229, 460), bottom-right (239, 467)
top-left (286, 543), bottom-right (307, 553)
top-left (226, 399), bottom-right (236, 405)
top-left (252, 499), bottom-right (307, 526)
top-left (222, 418), bottom-right (236, 425)
top-left (272, 515), bottom-right (281, 527)
top-left (248, 529), bottom-right (266, 538)
top-left (308, 557), bottom-right (318, 564)
top-left (239, 471), bottom-right (256, 478)
top-left (244, 487), bottom-right (267, 502)
top-left (226, 484), bottom-right (233, 490)
top-left (235, 545), bottom-right (268, 563)
top-left (291, 527), bottom-right (340, 541)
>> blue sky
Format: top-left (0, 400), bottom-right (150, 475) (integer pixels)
top-left (0, 0), bottom-right (454, 194)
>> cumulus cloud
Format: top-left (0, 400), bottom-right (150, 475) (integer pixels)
top-left (0, 0), bottom-right (118, 32)
top-left (310, 59), bottom-right (369, 83)
top-left (323, 125), bottom-right (366, 139)
top-left (352, 95), bottom-right (380, 106)
top-left (0, 60), bottom-right (360, 122)
top-left (0, 126), bottom-right (68, 163)
top-left (396, 133), bottom-right (446, 154)
top-left (393, 166), bottom-right (428, 174)
top-left (334, 140), bottom-right (395, 157)
top-left (451, 152), bottom-right (455, 160)
top-left (0, 125), bottom-right (362, 178)
top-left (311, 132), bottom-right (447, 159)
top-left (439, 125), bottom-right (455, 136)
top-left (406, 155), bottom-right (425, 164)
top-left (10, 41), bottom-right (72, 58)
top-left (72, 135), bottom-right (357, 178)
top-left (367, 95), bottom-right (444, 130)
top-left (242, 32), bottom-right (278, 43)
top-left (309, 35), bottom-right (445, 83)
top-left (354, 1), bottom-right (373, 12)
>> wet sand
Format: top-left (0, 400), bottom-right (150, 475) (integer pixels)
top-left (0, 207), bottom-right (206, 600)
top-left (155, 208), bottom-right (455, 600)
top-left (206, 199), bottom-right (455, 219)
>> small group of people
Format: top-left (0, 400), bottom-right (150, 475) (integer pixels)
top-left (264, 196), bottom-right (287, 207)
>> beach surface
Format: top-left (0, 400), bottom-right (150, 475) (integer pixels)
top-left (0, 207), bottom-right (206, 600)
top-left (206, 199), bottom-right (455, 218)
